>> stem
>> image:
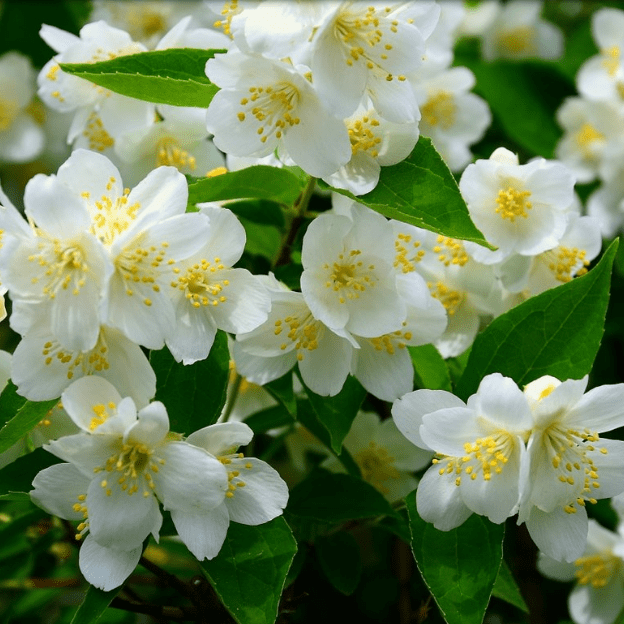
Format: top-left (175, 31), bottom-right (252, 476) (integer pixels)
top-left (274, 175), bottom-right (317, 268)
top-left (110, 597), bottom-right (196, 621)
top-left (220, 372), bottom-right (243, 423)
top-left (138, 556), bottom-right (195, 602)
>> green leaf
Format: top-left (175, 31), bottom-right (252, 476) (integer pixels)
top-left (224, 200), bottom-right (286, 228)
top-left (200, 517), bottom-right (297, 624)
top-left (406, 493), bottom-right (504, 624)
top-left (329, 137), bottom-right (489, 245)
top-left (264, 373), bottom-right (297, 419)
top-left (556, 20), bottom-right (597, 83)
top-left (71, 585), bottom-right (121, 624)
top-left (150, 331), bottom-right (230, 436)
top-left (239, 217), bottom-right (282, 263)
top-left (455, 240), bottom-right (618, 400)
top-left (492, 560), bottom-right (529, 614)
top-left (316, 532), bottom-right (362, 595)
top-left (0, 448), bottom-right (61, 499)
top-left (60, 48), bottom-right (224, 108)
top-left (188, 166), bottom-right (307, 207)
top-left (301, 375), bottom-right (366, 454)
top-left (0, 398), bottom-right (59, 454)
top-left (464, 60), bottom-right (572, 158)
top-left (295, 400), bottom-right (361, 478)
top-left (0, 381), bottom-right (27, 429)
top-left (287, 471), bottom-right (395, 523)
top-left (243, 405), bottom-right (294, 435)
top-left (409, 344), bottom-right (452, 391)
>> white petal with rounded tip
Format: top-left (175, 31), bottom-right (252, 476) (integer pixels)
top-left (30, 463), bottom-right (89, 520)
top-left (187, 422), bottom-right (253, 456)
top-left (171, 503), bottom-right (230, 561)
top-left (79, 536), bottom-right (142, 591)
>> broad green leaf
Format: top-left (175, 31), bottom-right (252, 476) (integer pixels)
top-left (409, 344), bottom-right (452, 391)
top-left (200, 517), bottom-right (297, 624)
top-left (301, 375), bottom-right (366, 454)
top-left (407, 494), bottom-right (504, 624)
top-left (150, 331), bottom-right (230, 436)
top-left (456, 240), bottom-right (617, 401)
top-left (462, 60), bottom-right (572, 158)
top-left (295, 400), bottom-right (361, 478)
top-left (264, 373), bottom-right (297, 419)
top-left (243, 405), bottom-right (294, 435)
top-left (60, 48), bottom-right (224, 108)
top-left (224, 199), bottom-right (286, 228)
top-left (188, 166), bottom-right (307, 207)
top-left (316, 532), bottom-right (362, 595)
top-left (492, 560), bottom-right (529, 614)
top-left (0, 448), bottom-right (60, 499)
top-left (329, 138), bottom-right (489, 245)
top-left (0, 398), bottom-right (59, 454)
top-left (71, 585), bottom-right (121, 624)
top-left (239, 218), bottom-right (282, 263)
top-left (287, 470), bottom-right (395, 523)
top-left (0, 381), bottom-right (27, 429)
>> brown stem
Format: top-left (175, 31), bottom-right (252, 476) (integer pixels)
top-left (139, 556), bottom-right (195, 602)
top-left (110, 597), bottom-right (197, 621)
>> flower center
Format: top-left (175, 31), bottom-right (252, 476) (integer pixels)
top-left (28, 237), bottom-right (90, 299)
top-left (0, 97), bottom-right (19, 132)
top-left (41, 329), bottom-right (111, 380)
top-left (575, 552), bottom-right (621, 588)
top-left (540, 246), bottom-right (589, 283)
top-left (85, 179), bottom-right (141, 246)
top-left (71, 493), bottom-right (89, 541)
top-left (218, 453), bottom-right (251, 499)
top-left (213, 0), bottom-right (240, 37)
top-left (89, 401), bottom-right (117, 431)
top-left (324, 249), bottom-right (376, 303)
top-left (354, 441), bottom-right (400, 494)
top-left (238, 82), bottom-right (301, 144)
top-left (125, 6), bottom-right (167, 40)
top-left (576, 123), bottom-right (605, 156)
top-left (83, 113), bottom-right (114, 152)
top-left (495, 187), bottom-right (533, 222)
top-left (274, 312), bottom-right (322, 361)
top-left (368, 323), bottom-right (413, 354)
top-left (542, 424), bottom-right (607, 513)
top-left (170, 258), bottom-right (229, 309)
top-left (349, 113), bottom-right (382, 156)
top-left (421, 92), bottom-right (457, 129)
top-left (428, 281), bottom-right (463, 315)
top-left (115, 237), bottom-right (170, 307)
top-left (602, 46), bottom-right (621, 77)
top-left (497, 26), bottom-right (536, 56)
top-left (100, 442), bottom-right (164, 497)
top-left (393, 232), bottom-right (424, 273)
top-left (156, 137), bottom-right (196, 171)
top-left (433, 236), bottom-right (469, 267)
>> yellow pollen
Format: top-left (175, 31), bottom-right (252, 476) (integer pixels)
top-left (156, 137), bottom-right (196, 171)
top-left (495, 187), bottom-right (532, 221)
top-left (354, 441), bottom-right (400, 495)
top-left (497, 26), bottom-right (537, 56)
top-left (575, 552), bottom-right (621, 588)
top-left (421, 91), bottom-right (456, 129)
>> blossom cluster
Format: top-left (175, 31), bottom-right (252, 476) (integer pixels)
top-left (393, 373), bottom-right (624, 563)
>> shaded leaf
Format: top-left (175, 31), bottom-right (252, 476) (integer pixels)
top-left (316, 532), bottom-right (362, 595)
top-left (264, 372), bottom-right (297, 419)
top-left (0, 448), bottom-right (61, 499)
top-left (287, 470), bottom-right (395, 523)
top-left (243, 405), bottom-right (294, 435)
top-left (329, 138), bottom-right (489, 245)
top-left (61, 48), bottom-right (223, 107)
top-left (150, 331), bottom-right (230, 436)
top-left (200, 517), bottom-right (297, 624)
top-left (492, 560), bottom-right (529, 614)
top-left (0, 398), bottom-right (59, 455)
top-left (407, 493), bottom-right (504, 624)
top-left (456, 240), bottom-right (617, 401)
top-left (0, 381), bottom-right (27, 429)
top-left (301, 375), bottom-right (366, 454)
top-left (71, 585), bottom-right (121, 624)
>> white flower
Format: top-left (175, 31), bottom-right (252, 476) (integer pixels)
top-left (0, 51), bottom-right (45, 163)
top-left (555, 97), bottom-right (624, 185)
top-left (519, 375), bottom-right (624, 562)
top-left (31, 462), bottom-right (144, 591)
top-left (459, 147), bottom-right (575, 263)
top-left (165, 204), bottom-right (271, 365)
top-left (300, 207), bottom-right (407, 338)
top-left (480, 0), bottom-right (563, 61)
top-left (308, 1), bottom-right (439, 122)
top-left (587, 175), bottom-right (624, 239)
top-left (38, 21), bottom-right (155, 145)
top-left (179, 422), bottom-right (289, 560)
top-left (538, 520), bottom-right (624, 624)
top-left (577, 8), bottom-right (624, 105)
top-left (393, 373), bottom-right (532, 529)
top-left (391, 220), bottom-right (502, 358)
top-left (323, 411), bottom-right (432, 502)
top-left (496, 212), bottom-right (602, 298)
top-left (234, 287), bottom-right (355, 397)
top-left (205, 51), bottom-right (351, 178)
top-left (43, 376), bottom-right (229, 554)
top-left (322, 103), bottom-right (420, 195)
top-left (412, 65), bottom-right (491, 172)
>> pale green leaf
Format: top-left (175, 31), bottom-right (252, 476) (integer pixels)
top-left (0, 398), bottom-right (59, 454)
